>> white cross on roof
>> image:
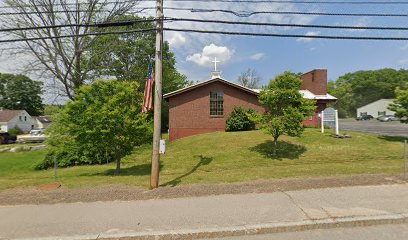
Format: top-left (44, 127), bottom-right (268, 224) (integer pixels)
top-left (212, 57), bottom-right (220, 71)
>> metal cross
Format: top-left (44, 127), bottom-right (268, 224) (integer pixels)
top-left (212, 57), bottom-right (220, 71)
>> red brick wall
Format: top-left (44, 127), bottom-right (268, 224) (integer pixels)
top-left (303, 102), bottom-right (327, 127)
top-left (168, 81), bottom-right (264, 141)
top-left (300, 69), bottom-right (327, 95)
top-left (168, 70), bottom-right (330, 141)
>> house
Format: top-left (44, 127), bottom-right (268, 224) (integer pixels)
top-left (356, 99), bottom-right (395, 118)
top-left (0, 109), bottom-right (35, 133)
top-left (164, 69), bottom-right (337, 141)
top-left (33, 116), bottom-right (52, 129)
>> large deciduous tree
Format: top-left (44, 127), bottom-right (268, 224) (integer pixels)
top-left (82, 15), bottom-right (190, 131)
top-left (0, 73), bottom-right (44, 116)
top-left (42, 80), bottom-right (152, 173)
top-left (2, 0), bottom-right (139, 100)
top-left (389, 84), bottom-right (408, 124)
top-left (329, 69), bottom-right (408, 118)
top-left (257, 71), bottom-right (315, 155)
top-left (83, 15), bottom-right (189, 94)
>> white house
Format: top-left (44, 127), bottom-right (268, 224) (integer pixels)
top-left (356, 99), bottom-right (395, 118)
top-left (33, 116), bottom-right (52, 129)
top-left (0, 109), bottom-right (35, 133)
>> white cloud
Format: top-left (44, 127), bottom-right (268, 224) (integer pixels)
top-left (296, 31), bottom-right (320, 43)
top-left (166, 32), bottom-right (187, 48)
top-left (310, 47), bottom-right (317, 51)
top-left (250, 53), bottom-right (265, 60)
top-left (186, 44), bottom-right (233, 66)
top-left (135, 1), bottom-right (318, 49)
top-left (401, 44), bottom-right (408, 50)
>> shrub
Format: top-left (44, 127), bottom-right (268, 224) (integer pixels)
top-left (37, 80), bottom-right (153, 173)
top-left (226, 107), bottom-right (256, 132)
top-left (8, 128), bottom-right (22, 136)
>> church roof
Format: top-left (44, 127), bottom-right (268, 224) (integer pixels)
top-left (163, 77), bottom-right (260, 99)
top-left (164, 78), bottom-right (337, 101)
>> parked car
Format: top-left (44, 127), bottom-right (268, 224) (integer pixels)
top-left (356, 115), bottom-right (374, 121)
top-left (29, 128), bottom-right (45, 135)
top-left (0, 132), bottom-right (17, 144)
top-left (378, 115), bottom-right (400, 122)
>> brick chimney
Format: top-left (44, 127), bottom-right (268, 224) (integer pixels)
top-left (300, 69), bottom-right (327, 95)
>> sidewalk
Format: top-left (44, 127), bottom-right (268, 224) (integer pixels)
top-left (1, 184), bottom-right (408, 239)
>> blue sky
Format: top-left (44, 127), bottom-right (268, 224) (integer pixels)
top-left (154, 1), bottom-right (408, 85)
top-left (0, 1), bottom-right (407, 102)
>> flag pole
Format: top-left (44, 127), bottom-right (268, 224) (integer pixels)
top-left (150, 0), bottom-right (163, 189)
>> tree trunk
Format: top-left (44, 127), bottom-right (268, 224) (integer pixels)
top-left (273, 137), bottom-right (278, 156)
top-left (116, 158), bottom-right (121, 175)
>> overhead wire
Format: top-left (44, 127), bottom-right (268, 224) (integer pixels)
top-left (1, 17), bottom-right (408, 32)
top-left (164, 28), bottom-right (408, 41)
top-left (1, 7), bottom-right (408, 18)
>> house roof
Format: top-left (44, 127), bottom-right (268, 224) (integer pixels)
top-left (33, 116), bottom-right (52, 123)
top-left (299, 90), bottom-right (337, 101)
top-left (164, 78), bottom-right (337, 101)
top-left (0, 110), bottom-right (24, 123)
top-left (163, 77), bottom-right (260, 99)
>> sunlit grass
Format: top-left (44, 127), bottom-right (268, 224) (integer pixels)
top-left (0, 129), bottom-right (406, 190)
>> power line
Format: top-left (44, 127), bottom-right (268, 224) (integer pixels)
top-left (0, 28), bottom-right (156, 44)
top-left (1, 27), bottom-right (408, 43)
top-left (2, 7), bottom-right (407, 18)
top-left (0, 1), bottom-right (140, 10)
top-left (166, 18), bottom-right (408, 31)
top-left (2, 17), bottom-right (408, 33)
top-left (0, 8), bottom-right (154, 16)
top-left (164, 28), bottom-right (408, 40)
top-left (173, 7), bottom-right (408, 17)
top-left (0, 18), bottom-right (159, 32)
top-left (2, 0), bottom-right (407, 9)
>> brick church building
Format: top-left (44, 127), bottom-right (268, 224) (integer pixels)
top-left (164, 69), bottom-right (336, 141)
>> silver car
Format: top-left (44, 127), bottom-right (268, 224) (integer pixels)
top-left (378, 115), bottom-right (400, 122)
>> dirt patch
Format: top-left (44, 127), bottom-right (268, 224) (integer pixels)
top-left (37, 182), bottom-right (61, 191)
top-left (0, 174), bottom-right (406, 206)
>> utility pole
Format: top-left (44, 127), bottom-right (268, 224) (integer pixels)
top-left (151, 0), bottom-right (163, 189)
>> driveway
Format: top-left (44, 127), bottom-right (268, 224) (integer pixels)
top-left (339, 119), bottom-right (408, 138)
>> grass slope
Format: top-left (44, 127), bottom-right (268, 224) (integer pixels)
top-left (0, 129), bottom-right (405, 190)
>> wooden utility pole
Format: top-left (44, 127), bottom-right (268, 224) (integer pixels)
top-left (150, 0), bottom-right (163, 189)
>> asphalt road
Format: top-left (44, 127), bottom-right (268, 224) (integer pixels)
top-left (339, 119), bottom-right (408, 137)
top-left (1, 184), bottom-right (408, 239)
top-left (213, 223), bottom-right (408, 240)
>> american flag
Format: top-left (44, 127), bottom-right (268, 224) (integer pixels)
top-left (142, 63), bottom-right (154, 113)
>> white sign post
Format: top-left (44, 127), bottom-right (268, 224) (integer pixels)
top-left (321, 107), bottom-right (339, 135)
top-left (335, 109), bottom-right (339, 135)
top-left (321, 112), bottom-right (324, 133)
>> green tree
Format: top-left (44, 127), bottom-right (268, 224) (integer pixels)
top-left (82, 15), bottom-right (190, 130)
top-left (329, 69), bottom-right (408, 117)
top-left (389, 84), bottom-right (408, 124)
top-left (0, 73), bottom-right (44, 116)
top-left (43, 105), bottom-right (64, 117)
top-left (42, 80), bottom-right (152, 174)
top-left (257, 71), bottom-right (316, 155)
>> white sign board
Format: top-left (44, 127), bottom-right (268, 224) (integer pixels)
top-left (321, 107), bottom-right (339, 135)
top-left (159, 139), bottom-right (166, 154)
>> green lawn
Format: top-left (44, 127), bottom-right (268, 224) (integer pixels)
top-left (0, 129), bottom-right (406, 190)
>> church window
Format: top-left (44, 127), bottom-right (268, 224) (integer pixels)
top-left (210, 92), bottom-right (224, 116)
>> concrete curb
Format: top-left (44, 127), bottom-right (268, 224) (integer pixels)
top-left (14, 213), bottom-right (408, 240)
